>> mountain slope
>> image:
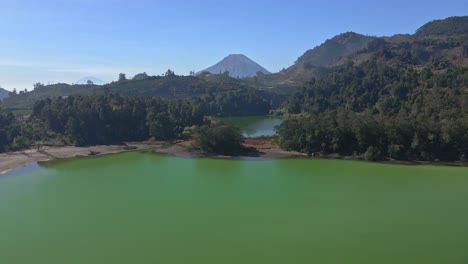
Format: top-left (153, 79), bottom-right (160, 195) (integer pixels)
top-left (0, 88), bottom-right (9, 100)
top-left (285, 16), bottom-right (467, 81)
top-left (415, 16), bottom-right (468, 37)
top-left (298, 32), bottom-right (375, 67)
top-left (336, 16), bottom-right (468, 68)
top-left (199, 54), bottom-right (271, 78)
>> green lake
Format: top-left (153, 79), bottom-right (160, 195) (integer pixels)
top-left (1, 152), bottom-right (468, 264)
top-left (219, 115), bottom-right (282, 137)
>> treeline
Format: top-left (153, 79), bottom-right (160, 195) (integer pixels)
top-left (0, 109), bottom-right (21, 152)
top-left (0, 86), bottom-right (280, 152)
top-left (278, 60), bottom-right (468, 161)
top-left (0, 95), bottom-right (204, 151)
top-left (193, 88), bottom-right (274, 116)
top-left (278, 111), bottom-right (468, 161)
top-left (30, 95), bottom-right (204, 145)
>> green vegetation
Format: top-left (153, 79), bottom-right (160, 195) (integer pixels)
top-left (0, 108), bottom-right (21, 152)
top-left (415, 16), bottom-right (468, 37)
top-left (29, 94), bottom-right (204, 146)
top-left (295, 32), bottom-right (375, 67)
top-left (274, 17), bottom-right (467, 161)
top-left (0, 91), bottom-right (262, 152)
top-left (277, 61), bottom-right (468, 161)
top-left (192, 124), bottom-right (244, 155)
top-left (0, 95), bottom-right (206, 151)
top-left (1, 74), bottom-right (286, 115)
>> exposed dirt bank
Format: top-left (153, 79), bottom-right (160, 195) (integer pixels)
top-left (0, 143), bottom-right (158, 174)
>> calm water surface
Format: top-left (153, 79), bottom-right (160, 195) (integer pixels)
top-left (1, 152), bottom-right (468, 264)
top-left (219, 115), bottom-right (282, 137)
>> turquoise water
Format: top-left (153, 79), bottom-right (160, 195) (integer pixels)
top-left (1, 152), bottom-right (468, 263)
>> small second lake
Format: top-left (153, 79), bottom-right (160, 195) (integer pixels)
top-left (218, 115), bottom-right (282, 137)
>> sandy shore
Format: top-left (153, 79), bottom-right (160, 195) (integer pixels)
top-left (0, 143), bottom-right (159, 174)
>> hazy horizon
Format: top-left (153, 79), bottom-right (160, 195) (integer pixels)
top-left (1, 0), bottom-right (466, 91)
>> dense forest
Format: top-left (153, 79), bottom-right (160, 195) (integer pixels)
top-left (275, 16), bottom-right (468, 161)
top-left (277, 61), bottom-right (468, 161)
top-left (0, 95), bottom-right (204, 150)
top-left (0, 89), bottom-right (275, 152)
top-left (0, 108), bottom-right (21, 152)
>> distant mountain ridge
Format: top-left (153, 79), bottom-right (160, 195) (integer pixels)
top-left (0, 88), bottom-right (9, 100)
top-left (75, 77), bottom-right (106, 85)
top-left (199, 54), bottom-right (271, 78)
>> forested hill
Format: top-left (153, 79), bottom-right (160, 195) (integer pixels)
top-left (285, 32), bottom-right (376, 78)
top-left (284, 16), bottom-right (468, 81)
top-left (276, 16), bottom-right (468, 161)
top-left (415, 16), bottom-right (468, 37)
top-left (277, 53), bottom-right (468, 161)
top-left (1, 74), bottom-right (283, 113)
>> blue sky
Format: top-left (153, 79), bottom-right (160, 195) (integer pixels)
top-left (0, 0), bottom-right (466, 90)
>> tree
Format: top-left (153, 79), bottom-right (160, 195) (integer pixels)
top-left (87, 80), bottom-right (94, 85)
top-left (165, 69), bottom-right (175, 76)
top-left (132, 72), bottom-right (149, 81)
top-left (33, 83), bottom-right (45, 90)
top-left (118, 73), bottom-right (127, 82)
top-left (192, 124), bottom-right (243, 155)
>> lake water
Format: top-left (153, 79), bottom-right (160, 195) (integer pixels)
top-left (1, 151), bottom-right (468, 264)
top-left (219, 116), bottom-right (282, 137)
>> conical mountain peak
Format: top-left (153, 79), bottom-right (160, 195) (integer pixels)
top-left (199, 54), bottom-right (271, 78)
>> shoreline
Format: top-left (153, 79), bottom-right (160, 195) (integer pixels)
top-left (152, 137), bottom-right (306, 159)
top-left (0, 143), bottom-right (159, 175)
top-left (3, 137), bottom-right (468, 174)
top-left (0, 137), bottom-right (304, 174)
